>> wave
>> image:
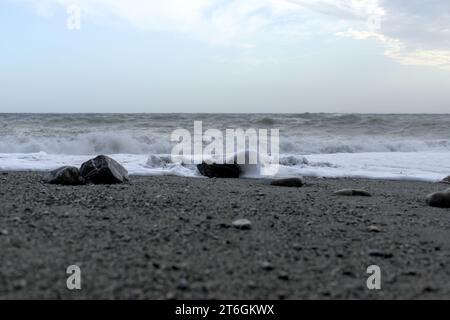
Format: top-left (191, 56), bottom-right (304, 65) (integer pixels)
top-left (0, 132), bottom-right (173, 155)
top-left (2, 113), bottom-right (450, 156)
top-left (252, 117), bottom-right (277, 126)
top-left (1, 131), bottom-right (450, 155)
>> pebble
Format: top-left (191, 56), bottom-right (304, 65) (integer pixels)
top-left (277, 271), bottom-right (289, 281)
top-left (368, 250), bottom-right (393, 259)
top-left (270, 177), bottom-right (305, 188)
top-left (260, 261), bottom-right (274, 271)
top-left (334, 189), bottom-right (372, 197)
top-left (177, 278), bottom-right (189, 291)
top-left (367, 225), bottom-right (381, 233)
top-left (165, 292), bottom-right (177, 300)
top-left (232, 219), bottom-right (252, 230)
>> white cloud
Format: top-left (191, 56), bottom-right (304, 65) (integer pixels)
top-left (337, 29), bottom-right (450, 70)
top-left (20, 0), bottom-right (371, 44)
top-left (334, 0), bottom-right (450, 70)
top-left (19, 0), bottom-right (450, 70)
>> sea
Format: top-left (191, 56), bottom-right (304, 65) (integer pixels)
top-left (1, 113), bottom-right (450, 182)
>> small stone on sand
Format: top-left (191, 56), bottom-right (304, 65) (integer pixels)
top-left (277, 271), bottom-right (289, 280)
top-left (270, 177), bottom-right (305, 188)
top-left (368, 250), bottom-right (393, 259)
top-left (177, 278), bottom-right (189, 291)
top-left (232, 219), bottom-right (252, 230)
top-left (367, 225), bottom-right (381, 233)
top-left (260, 261), bottom-right (274, 271)
top-left (334, 189), bottom-right (371, 197)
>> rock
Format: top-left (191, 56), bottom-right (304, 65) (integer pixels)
top-left (333, 189), bottom-right (371, 197)
top-left (260, 261), bottom-right (274, 271)
top-left (177, 278), bottom-right (189, 291)
top-left (277, 271), bottom-right (289, 281)
top-left (80, 155), bottom-right (129, 184)
top-left (165, 292), bottom-right (177, 300)
top-left (368, 250), bottom-right (393, 259)
top-left (197, 162), bottom-right (241, 178)
top-left (270, 177), bottom-right (305, 188)
top-left (426, 189), bottom-right (450, 208)
top-left (440, 176), bottom-right (450, 184)
top-left (232, 218), bottom-right (252, 230)
top-left (367, 225), bottom-right (381, 233)
top-left (44, 166), bottom-right (84, 185)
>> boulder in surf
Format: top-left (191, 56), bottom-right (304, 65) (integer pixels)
top-left (426, 189), bottom-right (450, 208)
top-left (44, 166), bottom-right (84, 185)
top-left (197, 162), bottom-right (241, 178)
top-left (80, 155), bottom-right (129, 184)
top-left (440, 176), bottom-right (450, 184)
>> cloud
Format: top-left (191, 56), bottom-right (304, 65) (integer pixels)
top-left (19, 0), bottom-right (450, 70)
top-left (20, 0), bottom-right (371, 44)
top-left (335, 0), bottom-right (450, 70)
top-left (337, 29), bottom-right (450, 70)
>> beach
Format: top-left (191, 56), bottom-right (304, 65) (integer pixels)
top-left (1, 171), bottom-right (450, 299)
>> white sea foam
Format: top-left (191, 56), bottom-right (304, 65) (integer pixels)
top-left (0, 151), bottom-right (449, 182)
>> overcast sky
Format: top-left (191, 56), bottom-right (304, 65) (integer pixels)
top-left (1, 0), bottom-right (450, 113)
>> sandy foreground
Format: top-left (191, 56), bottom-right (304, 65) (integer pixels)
top-left (1, 171), bottom-right (450, 299)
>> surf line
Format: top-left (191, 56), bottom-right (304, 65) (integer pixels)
top-left (170, 120), bottom-right (280, 170)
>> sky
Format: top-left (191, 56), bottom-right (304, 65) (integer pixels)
top-left (1, 0), bottom-right (450, 113)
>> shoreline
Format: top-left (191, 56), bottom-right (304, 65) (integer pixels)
top-left (1, 171), bottom-right (450, 299)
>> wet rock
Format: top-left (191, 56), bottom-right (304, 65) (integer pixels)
top-left (426, 189), bottom-right (450, 208)
top-left (197, 162), bottom-right (241, 178)
top-left (80, 155), bottom-right (129, 184)
top-left (270, 177), bottom-right (305, 188)
top-left (334, 189), bottom-right (371, 197)
top-left (232, 218), bottom-right (252, 230)
top-left (440, 176), bottom-right (450, 184)
top-left (44, 166), bottom-right (84, 185)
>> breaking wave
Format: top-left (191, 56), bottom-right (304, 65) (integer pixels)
top-left (1, 113), bottom-right (450, 181)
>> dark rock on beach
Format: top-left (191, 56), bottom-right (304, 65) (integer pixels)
top-left (197, 162), bottom-right (241, 178)
top-left (426, 189), bottom-right (450, 208)
top-left (44, 166), bottom-right (84, 185)
top-left (80, 155), bottom-right (129, 184)
top-left (270, 177), bottom-right (304, 187)
top-left (334, 189), bottom-right (371, 197)
top-left (440, 176), bottom-right (450, 184)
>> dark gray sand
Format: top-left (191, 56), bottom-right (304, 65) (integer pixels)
top-left (1, 171), bottom-right (450, 299)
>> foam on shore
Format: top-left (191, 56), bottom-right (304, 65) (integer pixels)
top-left (1, 151), bottom-right (449, 182)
